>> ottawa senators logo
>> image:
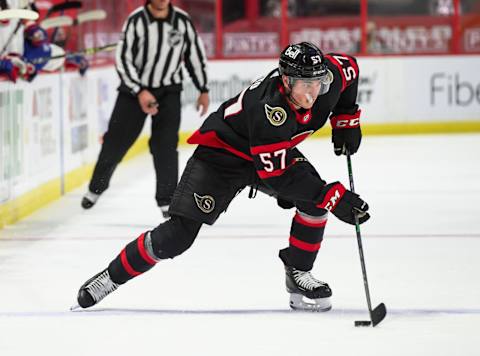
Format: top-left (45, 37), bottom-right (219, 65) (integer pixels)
top-left (193, 193), bottom-right (215, 214)
top-left (264, 104), bottom-right (287, 126)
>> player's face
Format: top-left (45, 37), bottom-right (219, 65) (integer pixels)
top-left (150, 0), bottom-right (170, 11)
top-left (289, 78), bottom-right (322, 109)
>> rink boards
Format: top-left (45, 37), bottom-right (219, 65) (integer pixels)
top-left (1, 55), bottom-right (479, 227)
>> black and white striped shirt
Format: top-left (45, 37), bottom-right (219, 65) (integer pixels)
top-left (116, 4), bottom-right (208, 95)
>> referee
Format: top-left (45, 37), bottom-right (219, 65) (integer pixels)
top-left (82, 0), bottom-right (209, 218)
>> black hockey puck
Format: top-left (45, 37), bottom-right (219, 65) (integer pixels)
top-left (354, 320), bottom-right (371, 327)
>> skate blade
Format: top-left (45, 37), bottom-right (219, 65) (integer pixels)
top-left (289, 293), bottom-right (332, 312)
top-left (70, 303), bottom-right (82, 311)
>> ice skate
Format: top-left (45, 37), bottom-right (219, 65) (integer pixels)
top-left (71, 269), bottom-right (119, 310)
top-left (81, 190), bottom-right (100, 209)
top-left (284, 265), bottom-right (332, 312)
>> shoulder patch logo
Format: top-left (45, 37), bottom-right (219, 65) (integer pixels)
top-left (264, 104), bottom-right (287, 126)
top-left (193, 193), bottom-right (215, 214)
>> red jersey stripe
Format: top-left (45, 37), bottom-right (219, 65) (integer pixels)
top-left (257, 168), bottom-right (287, 179)
top-left (290, 130), bottom-right (313, 147)
top-left (250, 141), bottom-right (290, 155)
top-left (187, 130), bottom-right (253, 161)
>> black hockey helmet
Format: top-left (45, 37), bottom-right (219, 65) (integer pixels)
top-left (279, 42), bottom-right (333, 95)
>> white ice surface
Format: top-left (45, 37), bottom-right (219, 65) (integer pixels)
top-left (0, 134), bottom-right (479, 356)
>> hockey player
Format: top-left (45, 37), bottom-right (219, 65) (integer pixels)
top-left (73, 42), bottom-right (369, 312)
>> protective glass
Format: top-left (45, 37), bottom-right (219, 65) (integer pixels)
top-left (289, 69), bottom-right (334, 96)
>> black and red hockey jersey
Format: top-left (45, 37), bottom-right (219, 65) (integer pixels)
top-left (188, 53), bottom-right (361, 203)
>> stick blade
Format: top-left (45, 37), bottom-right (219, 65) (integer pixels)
top-left (371, 303), bottom-right (387, 327)
top-left (0, 8), bottom-right (39, 20)
top-left (77, 9), bottom-right (106, 24)
top-left (40, 15), bottom-right (73, 29)
top-left (354, 303), bottom-right (386, 327)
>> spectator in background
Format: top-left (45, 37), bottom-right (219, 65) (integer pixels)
top-left (429, 0), bottom-right (456, 15)
top-left (23, 22), bottom-right (89, 76)
top-left (0, 22), bottom-right (89, 82)
top-left (0, 22), bottom-right (43, 82)
top-left (23, 22), bottom-right (52, 76)
top-left (262, 0), bottom-right (300, 17)
top-left (364, 21), bottom-right (391, 54)
top-left (81, 0), bottom-right (209, 219)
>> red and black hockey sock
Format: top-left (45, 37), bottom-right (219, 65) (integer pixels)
top-left (108, 232), bottom-right (160, 284)
top-left (107, 216), bottom-right (202, 284)
top-left (280, 210), bottom-right (328, 271)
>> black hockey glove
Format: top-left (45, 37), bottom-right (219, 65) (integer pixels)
top-left (330, 109), bottom-right (362, 156)
top-left (332, 127), bottom-right (362, 156)
top-left (317, 182), bottom-right (370, 225)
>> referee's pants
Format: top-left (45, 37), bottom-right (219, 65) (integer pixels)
top-left (88, 88), bottom-right (181, 207)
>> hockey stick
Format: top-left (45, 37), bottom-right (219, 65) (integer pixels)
top-left (31, 42), bottom-right (117, 64)
top-left (45, 0), bottom-right (82, 17)
top-left (40, 10), bottom-right (105, 29)
top-left (73, 10), bottom-right (106, 50)
top-left (0, 0), bottom-right (39, 56)
top-left (0, 8), bottom-right (38, 20)
top-left (76, 9), bottom-right (106, 24)
top-left (0, 21), bottom-right (23, 56)
top-left (346, 151), bottom-right (387, 327)
top-left (40, 15), bottom-right (73, 29)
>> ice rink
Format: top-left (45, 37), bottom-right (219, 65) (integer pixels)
top-left (1, 134), bottom-right (479, 356)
